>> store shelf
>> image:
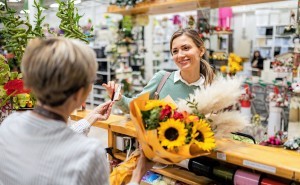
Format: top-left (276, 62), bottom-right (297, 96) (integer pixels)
top-left (113, 151), bottom-right (213, 184)
top-left (210, 0), bottom-right (284, 8)
top-left (152, 167), bottom-right (214, 185)
top-left (114, 152), bottom-right (126, 161)
top-left (96, 58), bottom-right (108, 62)
top-left (96, 71), bottom-right (115, 75)
top-left (107, 0), bottom-right (284, 15)
top-left (107, 0), bottom-right (209, 15)
top-left (94, 85), bottom-right (105, 90)
top-left (208, 139), bottom-right (300, 181)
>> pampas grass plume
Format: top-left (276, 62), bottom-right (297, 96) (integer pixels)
top-left (210, 111), bottom-right (250, 138)
top-left (177, 77), bottom-right (243, 115)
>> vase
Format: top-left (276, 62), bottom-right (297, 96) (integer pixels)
top-left (267, 102), bottom-right (282, 137)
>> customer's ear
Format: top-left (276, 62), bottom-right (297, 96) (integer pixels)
top-left (72, 87), bottom-right (85, 105)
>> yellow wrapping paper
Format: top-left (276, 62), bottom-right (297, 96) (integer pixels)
top-left (110, 150), bottom-right (140, 185)
top-left (129, 93), bottom-right (209, 165)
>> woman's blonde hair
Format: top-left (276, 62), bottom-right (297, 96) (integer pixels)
top-left (170, 28), bottom-right (215, 85)
top-left (21, 38), bottom-right (97, 106)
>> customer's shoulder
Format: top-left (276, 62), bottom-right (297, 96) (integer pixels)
top-left (153, 70), bottom-right (173, 79)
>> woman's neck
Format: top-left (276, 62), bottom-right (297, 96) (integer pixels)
top-left (35, 102), bottom-right (70, 123)
top-left (180, 70), bottom-right (200, 84)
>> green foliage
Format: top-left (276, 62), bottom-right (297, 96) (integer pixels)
top-left (32, 0), bottom-right (45, 38)
top-left (0, 0), bottom-right (45, 69)
top-left (186, 98), bottom-right (198, 110)
top-left (56, 0), bottom-right (90, 43)
top-left (184, 123), bottom-right (193, 144)
top-left (141, 107), bottom-right (161, 130)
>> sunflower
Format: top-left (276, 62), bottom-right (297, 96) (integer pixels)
top-left (144, 100), bottom-right (176, 111)
top-left (158, 118), bottom-right (187, 150)
top-left (191, 119), bottom-right (216, 152)
top-left (185, 115), bottom-right (199, 124)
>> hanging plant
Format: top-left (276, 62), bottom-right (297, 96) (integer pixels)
top-left (56, 0), bottom-right (91, 43)
top-left (32, 0), bottom-right (46, 38)
top-left (0, 0), bottom-right (45, 69)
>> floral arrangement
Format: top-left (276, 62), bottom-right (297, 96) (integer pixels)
top-left (220, 53), bottom-right (243, 75)
top-left (266, 86), bottom-right (289, 107)
top-left (284, 137), bottom-right (300, 150)
top-left (0, 54), bottom-right (35, 116)
top-left (271, 53), bottom-right (293, 73)
top-left (239, 84), bottom-right (255, 105)
top-left (260, 131), bottom-right (287, 147)
top-left (141, 100), bottom-right (216, 152)
top-left (130, 77), bottom-right (248, 164)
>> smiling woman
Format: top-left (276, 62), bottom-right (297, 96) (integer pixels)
top-left (102, 28), bottom-right (215, 114)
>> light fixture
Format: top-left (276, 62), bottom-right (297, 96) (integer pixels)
top-left (50, 0), bottom-right (81, 8)
top-left (8, 0), bottom-right (21, 2)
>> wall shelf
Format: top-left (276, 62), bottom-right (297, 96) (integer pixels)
top-left (107, 0), bottom-right (209, 15)
top-left (107, 0), bottom-right (284, 15)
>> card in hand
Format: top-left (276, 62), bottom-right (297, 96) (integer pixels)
top-left (111, 85), bottom-right (121, 101)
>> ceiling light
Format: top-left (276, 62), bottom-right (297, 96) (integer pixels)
top-left (8, 0), bottom-right (21, 2)
top-left (49, 3), bottom-right (59, 8)
top-left (50, 0), bottom-right (81, 8)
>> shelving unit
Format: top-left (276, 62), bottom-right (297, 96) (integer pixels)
top-left (86, 47), bottom-right (115, 107)
top-left (71, 112), bottom-right (300, 183)
top-left (254, 24), bottom-right (294, 60)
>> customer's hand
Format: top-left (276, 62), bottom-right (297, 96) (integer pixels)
top-left (102, 81), bottom-right (122, 101)
top-left (129, 151), bottom-right (154, 184)
top-left (84, 101), bottom-right (114, 124)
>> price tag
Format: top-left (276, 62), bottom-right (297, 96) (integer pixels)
top-left (243, 160), bottom-right (276, 173)
top-left (217, 152), bottom-right (226, 161)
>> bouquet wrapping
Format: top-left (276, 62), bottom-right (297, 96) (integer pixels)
top-left (130, 77), bottom-right (249, 164)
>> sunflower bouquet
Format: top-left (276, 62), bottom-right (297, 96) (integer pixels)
top-left (130, 77), bottom-right (248, 164)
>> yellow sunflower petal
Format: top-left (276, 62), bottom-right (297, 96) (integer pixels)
top-left (158, 118), bottom-right (187, 150)
top-left (191, 119), bottom-right (216, 152)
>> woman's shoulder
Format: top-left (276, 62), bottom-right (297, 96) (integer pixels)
top-left (153, 70), bottom-right (173, 79)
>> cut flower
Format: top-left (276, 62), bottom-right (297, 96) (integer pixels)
top-left (191, 119), bottom-right (216, 152)
top-left (158, 118), bottom-right (187, 150)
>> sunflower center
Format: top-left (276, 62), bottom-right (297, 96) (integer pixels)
top-left (195, 131), bottom-right (204, 142)
top-left (165, 127), bottom-right (179, 141)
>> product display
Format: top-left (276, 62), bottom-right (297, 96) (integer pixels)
top-left (1, 0), bottom-right (300, 184)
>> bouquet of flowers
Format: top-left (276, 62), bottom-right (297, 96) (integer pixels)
top-left (266, 86), bottom-right (288, 107)
top-left (220, 53), bottom-right (243, 75)
top-left (0, 54), bottom-right (35, 120)
top-left (271, 53), bottom-right (293, 73)
top-left (130, 77), bottom-right (248, 164)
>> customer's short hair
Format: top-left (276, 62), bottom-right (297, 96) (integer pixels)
top-left (21, 38), bottom-right (97, 106)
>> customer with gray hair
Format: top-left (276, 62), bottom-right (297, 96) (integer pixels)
top-left (0, 38), bottom-right (149, 185)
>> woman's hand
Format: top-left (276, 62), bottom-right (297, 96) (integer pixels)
top-left (102, 81), bottom-right (122, 101)
top-left (129, 151), bottom-right (154, 184)
top-left (84, 101), bottom-right (114, 124)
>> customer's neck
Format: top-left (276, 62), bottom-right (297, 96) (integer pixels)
top-left (35, 103), bottom-right (69, 123)
top-left (180, 71), bottom-right (200, 84)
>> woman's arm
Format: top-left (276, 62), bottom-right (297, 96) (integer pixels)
top-left (69, 101), bottom-right (113, 135)
top-left (111, 71), bottom-right (167, 114)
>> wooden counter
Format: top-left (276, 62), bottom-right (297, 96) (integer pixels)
top-left (71, 111), bottom-right (300, 182)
